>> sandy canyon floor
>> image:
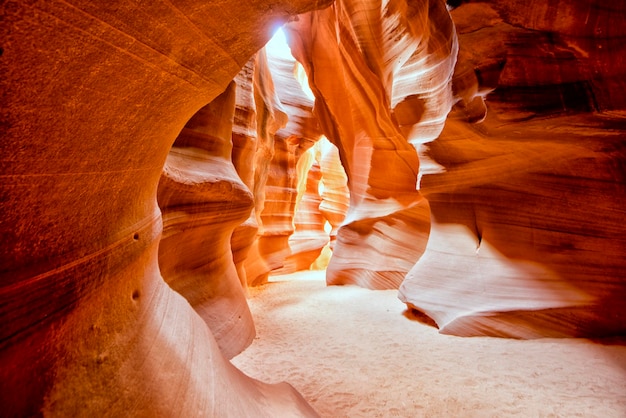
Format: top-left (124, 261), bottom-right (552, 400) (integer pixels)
top-left (232, 271), bottom-right (626, 417)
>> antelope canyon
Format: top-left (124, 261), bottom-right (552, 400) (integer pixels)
top-left (2, 0), bottom-right (625, 417)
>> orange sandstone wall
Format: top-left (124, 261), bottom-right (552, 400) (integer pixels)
top-left (0, 0), bottom-right (329, 416)
top-left (231, 57), bottom-right (262, 289)
top-left (285, 0), bottom-right (455, 289)
top-left (399, 0), bottom-right (626, 338)
top-left (157, 83), bottom-right (255, 359)
top-left (244, 39), bottom-right (324, 283)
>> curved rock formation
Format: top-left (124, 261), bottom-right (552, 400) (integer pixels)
top-left (4, 2), bottom-right (625, 416)
top-left (400, 113), bottom-right (626, 338)
top-left (242, 48), bottom-right (289, 286)
top-left (448, 1), bottom-right (626, 116)
top-left (285, 0), bottom-right (455, 289)
top-left (255, 134), bottom-right (303, 277)
top-left (318, 138), bottom-right (350, 250)
top-left (399, 1), bottom-right (626, 338)
top-left (232, 58), bottom-right (262, 290)
top-left (0, 0), bottom-right (329, 415)
top-left (245, 36), bottom-right (323, 284)
top-left (280, 151), bottom-right (330, 274)
top-left (488, 1), bottom-right (626, 112)
top-left (157, 82), bottom-right (255, 359)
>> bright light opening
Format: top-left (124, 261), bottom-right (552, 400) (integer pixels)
top-left (266, 27), bottom-right (293, 61)
top-left (266, 27), bottom-right (316, 101)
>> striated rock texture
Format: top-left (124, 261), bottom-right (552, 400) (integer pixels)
top-left (157, 82), bottom-right (255, 359)
top-left (278, 144), bottom-right (330, 274)
top-left (399, 1), bottom-right (626, 338)
top-left (231, 58), bottom-right (261, 290)
top-left (400, 112), bottom-right (626, 338)
top-left (285, 0), bottom-right (456, 289)
top-left (286, 159), bottom-right (330, 272)
top-left (245, 37), bottom-right (323, 284)
top-left (318, 138), bottom-right (350, 251)
top-left (488, 1), bottom-right (626, 112)
top-left (241, 48), bottom-right (289, 286)
top-left (445, 1), bottom-right (626, 116)
top-left (0, 0), bottom-right (329, 416)
top-left (254, 134), bottom-right (304, 277)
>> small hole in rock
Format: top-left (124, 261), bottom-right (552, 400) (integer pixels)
top-left (133, 233), bottom-right (139, 241)
top-left (132, 290), bottom-right (140, 300)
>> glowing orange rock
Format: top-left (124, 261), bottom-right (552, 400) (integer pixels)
top-left (157, 82), bottom-right (255, 359)
top-left (0, 0), bottom-right (329, 415)
top-left (285, 0), bottom-right (456, 289)
top-left (255, 135), bottom-right (302, 276)
top-left (245, 39), bottom-right (323, 283)
top-left (399, 1), bottom-right (626, 338)
top-left (318, 138), bottom-right (350, 250)
top-left (400, 114), bottom-right (626, 338)
top-left (232, 57), bottom-right (261, 289)
top-left (242, 48), bottom-right (290, 286)
top-left (279, 152), bottom-right (330, 274)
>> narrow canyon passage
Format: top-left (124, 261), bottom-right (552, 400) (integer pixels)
top-left (233, 271), bottom-right (626, 417)
top-left (3, 1), bottom-right (626, 415)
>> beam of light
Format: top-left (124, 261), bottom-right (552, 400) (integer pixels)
top-left (266, 27), bottom-right (293, 61)
top-left (266, 27), bottom-right (316, 101)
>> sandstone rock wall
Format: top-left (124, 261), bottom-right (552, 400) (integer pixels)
top-left (450, 1), bottom-right (626, 115)
top-left (283, 157), bottom-right (331, 273)
top-left (0, 0), bottom-right (329, 415)
top-left (285, 0), bottom-right (455, 289)
top-left (241, 48), bottom-right (289, 286)
top-left (399, 0), bottom-right (626, 338)
top-left (400, 111), bottom-right (626, 338)
top-left (244, 37), bottom-right (324, 284)
top-left (157, 83), bottom-right (255, 359)
top-left (231, 58), bottom-right (261, 289)
top-left (318, 138), bottom-right (350, 251)
top-left (3, 3), bottom-right (626, 416)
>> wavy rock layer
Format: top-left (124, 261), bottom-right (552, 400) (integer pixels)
top-left (278, 146), bottom-right (330, 274)
top-left (400, 113), bottom-right (626, 338)
top-left (255, 135), bottom-right (302, 277)
top-left (318, 138), bottom-right (350, 250)
top-left (242, 48), bottom-right (289, 286)
top-left (157, 83), bottom-right (255, 359)
top-left (488, 1), bottom-right (626, 112)
top-left (399, 1), bottom-right (626, 338)
top-left (0, 0), bottom-right (328, 416)
top-left (286, 0), bottom-right (455, 289)
top-left (245, 39), bottom-right (322, 284)
top-left (449, 1), bottom-right (626, 115)
top-left (232, 58), bottom-right (261, 289)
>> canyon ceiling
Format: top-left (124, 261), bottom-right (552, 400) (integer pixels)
top-left (1, 0), bottom-right (625, 416)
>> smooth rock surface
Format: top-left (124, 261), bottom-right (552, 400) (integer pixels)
top-left (400, 111), bottom-right (626, 338)
top-left (279, 154), bottom-right (330, 274)
top-left (246, 38), bottom-right (323, 283)
top-left (231, 57), bottom-right (262, 289)
top-left (285, 0), bottom-right (455, 289)
top-left (0, 0), bottom-right (329, 415)
top-left (157, 83), bottom-right (255, 359)
top-left (242, 48), bottom-right (290, 286)
top-left (399, 0), bottom-right (626, 338)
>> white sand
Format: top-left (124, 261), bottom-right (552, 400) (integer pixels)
top-left (232, 271), bottom-right (626, 417)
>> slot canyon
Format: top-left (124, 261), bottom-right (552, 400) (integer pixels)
top-left (1, 0), bottom-right (625, 416)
